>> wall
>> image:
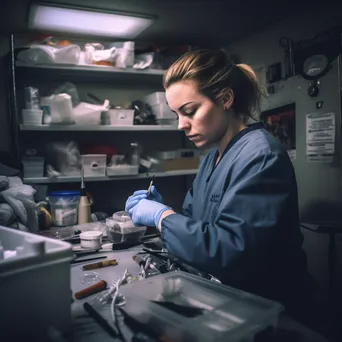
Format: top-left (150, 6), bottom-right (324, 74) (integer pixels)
top-left (225, 8), bottom-right (342, 305)
top-left (0, 36), bottom-right (11, 153)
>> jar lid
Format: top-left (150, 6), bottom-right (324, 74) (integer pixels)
top-left (112, 211), bottom-right (131, 222)
top-left (48, 190), bottom-right (80, 197)
top-left (80, 231), bottom-right (102, 240)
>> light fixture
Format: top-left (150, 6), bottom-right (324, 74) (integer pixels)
top-left (28, 3), bottom-right (154, 39)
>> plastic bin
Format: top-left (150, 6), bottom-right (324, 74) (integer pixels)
top-left (22, 156), bottom-right (45, 178)
top-left (106, 164), bottom-right (138, 176)
top-left (82, 154), bottom-right (107, 177)
top-left (105, 211), bottom-right (146, 244)
top-left (48, 190), bottom-right (80, 226)
top-left (144, 91), bottom-right (167, 106)
top-left (109, 109), bottom-right (134, 126)
top-left (0, 225), bottom-right (73, 341)
top-left (150, 103), bottom-right (176, 120)
top-left (119, 271), bottom-right (284, 342)
top-left (22, 108), bottom-right (43, 125)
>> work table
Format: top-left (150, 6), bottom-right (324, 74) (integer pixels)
top-left (68, 246), bottom-right (328, 342)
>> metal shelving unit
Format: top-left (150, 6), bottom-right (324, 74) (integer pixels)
top-left (20, 124), bottom-right (179, 131)
top-left (23, 169), bottom-right (198, 184)
top-left (16, 61), bottom-right (165, 76)
top-left (8, 34), bottom-right (194, 188)
top-left (15, 61), bottom-right (165, 84)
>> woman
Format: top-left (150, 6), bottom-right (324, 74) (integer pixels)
top-left (125, 49), bottom-right (312, 319)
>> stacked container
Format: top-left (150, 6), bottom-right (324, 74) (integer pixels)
top-left (144, 92), bottom-right (177, 125)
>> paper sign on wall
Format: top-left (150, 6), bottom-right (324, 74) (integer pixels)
top-left (306, 112), bottom-right (335, 162)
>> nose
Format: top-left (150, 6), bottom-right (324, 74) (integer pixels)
top-left (177, 115), bottom-right (191, 131)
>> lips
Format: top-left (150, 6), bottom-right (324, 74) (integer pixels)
top-left (187, 134), bottom-right (200, 139)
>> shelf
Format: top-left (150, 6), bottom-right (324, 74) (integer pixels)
top-left (15, 62), bottom-right (165, 84)
top-left (20, 124), bottom-right (179, 131)
top-left (23, 169), bottom-right (198, 184)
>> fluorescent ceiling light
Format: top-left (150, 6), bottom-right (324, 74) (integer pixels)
top-left (28, 4), bottom-right (154, 38)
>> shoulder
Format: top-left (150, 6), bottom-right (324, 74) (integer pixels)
top-left (241, 128), bottom-right (287, 156)
top-left (233, 128), bottom-right (290, 167)
top-left (231, 128), bottom-right (293, 177)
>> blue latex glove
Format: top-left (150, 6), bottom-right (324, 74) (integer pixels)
top-left (125, 186), bottom-right (163, 213)
top-left (127, 198), bottom-right (171, 227)
top-left (148, 186), bottom-right (164, 203)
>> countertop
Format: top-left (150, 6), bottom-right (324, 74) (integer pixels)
top-left (68, 246), bottom-right (329, 342)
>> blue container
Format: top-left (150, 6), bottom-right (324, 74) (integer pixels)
top-left (48, 191), bottom-right (80, 227)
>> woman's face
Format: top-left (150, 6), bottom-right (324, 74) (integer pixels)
top-left (166, 80), bottom-right (230, 148)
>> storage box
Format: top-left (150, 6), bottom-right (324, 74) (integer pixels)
top-left (22, 156), bottom-right (45, 178)
top-left (144, 92), bottom-right (167, 106)
top-left (150, 103), bottom-right (176, 120)
top-left (153, 157), bottom-right (199, 171)
top-left (155, 149), bottom-right (201, 160)
top-left (107, 164), bottom-right (139, 176)
top-left (119, 271), bottom-right (283, 342)
top-left (82, 154), bottom-right (106, 177)
top-left (109, 109), bottom-right (134, 126)
top-left (0, 226), bottom-right (73, 340)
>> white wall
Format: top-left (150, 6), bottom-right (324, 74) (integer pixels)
top-left (225, 7), bottom-right (342, 305)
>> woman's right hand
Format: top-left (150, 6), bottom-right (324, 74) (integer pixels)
top-left (125, 186), bottom-right (163, 214)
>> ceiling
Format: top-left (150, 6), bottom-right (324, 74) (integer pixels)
top-left (1, 0), bottom-right (307, 47)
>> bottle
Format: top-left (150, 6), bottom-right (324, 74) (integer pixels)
top-left (78, 166), bottom-right (91, 224)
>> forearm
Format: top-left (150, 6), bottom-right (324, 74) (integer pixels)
top-left (159, 213), bottom-right (253, 281)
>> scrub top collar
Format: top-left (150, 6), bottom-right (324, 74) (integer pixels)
top-left (206, 122), bottom-right (265, 183)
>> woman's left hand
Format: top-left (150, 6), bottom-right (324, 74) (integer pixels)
top-left (126, 198), bottom-right (171, 227)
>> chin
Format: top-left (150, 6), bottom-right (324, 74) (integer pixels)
top-left (193, 140), bottom-right (209, 149)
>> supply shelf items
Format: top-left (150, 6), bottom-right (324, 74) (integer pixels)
top-left (7, 34), bottom-right (199, 185)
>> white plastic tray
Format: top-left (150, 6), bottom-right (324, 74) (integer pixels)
top-left (0, 226), bottom-right (73, 340)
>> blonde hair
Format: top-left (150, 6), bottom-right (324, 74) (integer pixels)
top-left (163, 49), bottom-right (265, 122)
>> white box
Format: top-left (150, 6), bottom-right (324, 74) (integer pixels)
top-left (22, 156), bottom-right (44, 178)
top-left (109, 109), bottom-right (134, 126)
top-left (82, 154), bottom-right (106, 177)
top-left (144, 92), bottom-right (167, 106)
top-left (22, 109), bottom-right (43, 125)
top-left (107, 164), bottom-right (139, 176)
top-left (150, 103), bottom-right (176, 120)
top-left (0, 226), bottom-right (73, 340)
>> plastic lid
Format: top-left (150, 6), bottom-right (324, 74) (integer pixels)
top-left (48, 190), bottom-right (80, 197)
top-left (112, 211), bottom-right (131, 222)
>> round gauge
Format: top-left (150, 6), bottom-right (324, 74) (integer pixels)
top-left (301, 54), bottom-right (331, 80)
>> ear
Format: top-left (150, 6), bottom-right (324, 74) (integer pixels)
top-left (222, 88), bottom-right (234, 111)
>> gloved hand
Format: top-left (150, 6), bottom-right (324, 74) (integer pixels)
top-left (125, 186), bottom-right (163, 213)
top-left (127, 198), bottom-right (171, 228)
top-left (148, 186), bottom-right (163, 203)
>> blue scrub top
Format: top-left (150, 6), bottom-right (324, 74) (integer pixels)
top-left (161, 122), bottom-right (312, 310)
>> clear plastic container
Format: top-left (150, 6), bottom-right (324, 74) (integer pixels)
top-left (144, 92), bottom-right (167, 106)
top-left (119, 271), bottom-right (284, 342)
top-left (105, 211), bottom-right (146, 244)
top-left (22, 157), bottom-right (44, 177)
top-left (150, 103), bottom-right (176, 120)
top-left (48, 190), bottom-right (80, 226)
top-left (0, 225), bottom-right (73, 340)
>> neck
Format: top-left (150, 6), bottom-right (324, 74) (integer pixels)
top-left (217, 120), bottom-right (247, 160)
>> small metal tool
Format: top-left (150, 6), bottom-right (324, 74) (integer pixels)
top-left (146, 175), bottom-right (155, 199)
